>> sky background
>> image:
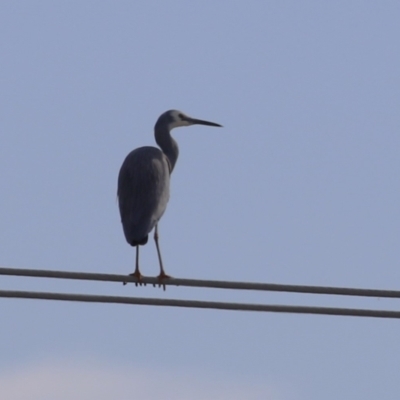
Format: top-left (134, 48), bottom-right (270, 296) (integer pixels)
top-left (1, 1), bottom-right (400, 399)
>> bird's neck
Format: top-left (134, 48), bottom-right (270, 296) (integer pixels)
top-left (155, 126), bottom-right (179, 172)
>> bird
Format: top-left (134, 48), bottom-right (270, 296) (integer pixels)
top-left (117, 110), bottom-right (222, 285)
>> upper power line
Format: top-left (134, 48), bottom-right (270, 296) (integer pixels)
top-left (1, 266), bottom-right (400, 299)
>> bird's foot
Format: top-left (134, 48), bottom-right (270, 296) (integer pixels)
top-left (123, 270), bottom-right (146, 286)
top-left (154, 271), bottom-right (171, 291)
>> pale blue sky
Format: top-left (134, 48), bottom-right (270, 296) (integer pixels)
top-left (1, 1), bottom-right (400, 399)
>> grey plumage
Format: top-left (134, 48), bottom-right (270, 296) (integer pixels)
top-left (117, 110), bottom-right (222, 282)
top-left (118, 147), bottom-right (170, 246)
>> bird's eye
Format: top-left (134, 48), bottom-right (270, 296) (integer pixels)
top-left (178, 113), bottom-right (184, 119)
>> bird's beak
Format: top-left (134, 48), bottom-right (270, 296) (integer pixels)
top-left (185, 116), bottom-right (223, 127)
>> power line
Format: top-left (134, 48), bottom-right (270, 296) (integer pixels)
top-left (0, 289), bottom-right (399, 319)
top-left (1, 266), bottom-right (400, 299)
top-left (2, 267), bottom-right (399, 318)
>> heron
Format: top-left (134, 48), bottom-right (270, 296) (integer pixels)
top-left (118, 110), bottom-right (222, 285)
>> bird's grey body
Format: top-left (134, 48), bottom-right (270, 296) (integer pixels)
top-left (118, 146), bottom-right (170, 246)
top-left (117, 109), bottom-right (221, 282)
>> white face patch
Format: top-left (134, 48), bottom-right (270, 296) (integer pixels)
top-left (168, 110), bottom-right (192, 130)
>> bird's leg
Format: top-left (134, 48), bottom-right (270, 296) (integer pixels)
top-left (154, 224), bottom-right (170, 290)
top-left (124, 246), bottom-right (145, 286)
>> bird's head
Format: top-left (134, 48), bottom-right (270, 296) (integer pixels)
top-left (155, 110), bottom-right (222, 131)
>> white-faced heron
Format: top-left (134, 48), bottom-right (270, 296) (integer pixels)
top-left (118, 110), bottom-right (222, 284)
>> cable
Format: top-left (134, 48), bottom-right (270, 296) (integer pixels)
top-left (1, 266), bottom-right (400, 299)
top-left (1, 289), bottom-right (399, 318)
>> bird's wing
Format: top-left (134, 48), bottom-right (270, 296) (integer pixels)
top-left (117, 147), bottom-right (170, 241)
